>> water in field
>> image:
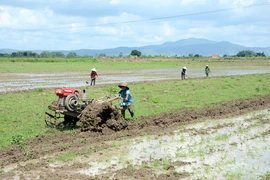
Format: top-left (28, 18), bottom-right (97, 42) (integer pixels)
top-left (78, 109), bottom-right (270, 179)
top-left (2, 109), bottom-right (270, 179)
top-left (0, 65), bottom-right (269, 92)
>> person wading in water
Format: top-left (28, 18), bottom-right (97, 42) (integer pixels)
top-left (181, 67), bottom-right (187, 80)
top-left (90, 68), bottom-right (98, 85)
top-left (205, 65), bottom-right (211, 77)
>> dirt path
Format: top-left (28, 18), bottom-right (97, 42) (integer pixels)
top-left (0, 95), bottom-right (270, 179)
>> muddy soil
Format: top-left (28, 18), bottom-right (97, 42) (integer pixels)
top-left (0, 95), bottom-right (270, 179)
top-left (80, 101), bottom-right (127, 132)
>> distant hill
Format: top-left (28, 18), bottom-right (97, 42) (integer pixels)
top-left (1, 38), bottom-right (270, 56)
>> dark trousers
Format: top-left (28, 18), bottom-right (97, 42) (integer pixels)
top-left (181, 73), bottom-right (185, 80)
top-left (90, 78), bottom-right (96, 85)
top-left (121, 103), bottom-right (134, 118)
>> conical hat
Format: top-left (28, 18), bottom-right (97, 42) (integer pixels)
top-left (91, 68), bottom-right (97, 71)
top-left (118, 82), bottom-right (129, 89)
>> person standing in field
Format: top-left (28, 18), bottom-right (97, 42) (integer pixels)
top-left (90, 68), bottom-right (98, 85)
top-left (118, 82), bottom-right (134, 119)
top-left (205, 65), bottom-right (211, 77)
top-left (181, 67), bottom-right (187, 80)
top-left (81, 89), bottom-right (88, 103)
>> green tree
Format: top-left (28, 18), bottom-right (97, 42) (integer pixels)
top-left (40, 51), bottom-right (52, 58)
top-left (83, 54), bottom-right (90, 58)
top-left (256, 52), bottom-right (266, 57)
top-left (52, 52), bottom-right (65, 58)
top-left (97, 53), bottom-right (106, 58)
top-left (119, 52), bottom-right (123, 58)
top-left (236, 50), bottom-right (256, 57)
top-left (66, 52), bottom-right (77, 58)
top-left (130, 50), bottom-right (141, 57)
top-left (10, 51), bottom-right (36, 57)
top-left (0, 53), bottom-right (9, 57)
top-left (11, 52), bottom-right (17, 57)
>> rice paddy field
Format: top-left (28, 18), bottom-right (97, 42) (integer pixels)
top-left (0, 57), bottom-right (269, 179)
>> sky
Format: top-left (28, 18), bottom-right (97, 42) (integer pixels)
top-left (0, 0), bottom-right (270, 50)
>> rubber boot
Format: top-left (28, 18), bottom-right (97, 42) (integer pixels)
top-left (121, 110), bottom-right (125, 119)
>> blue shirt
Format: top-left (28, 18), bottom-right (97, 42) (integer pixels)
top-left (118, 89), bottom-right (134, 104)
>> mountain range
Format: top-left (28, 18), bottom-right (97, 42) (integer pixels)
top-left (1, 38), bottom-right (270, 56)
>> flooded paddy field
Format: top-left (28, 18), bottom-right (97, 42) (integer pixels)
top-left (1, 96), bottom-right (269, 180)
top-left (0, 65), bottom-right (269, 93)
top-left (79, 110), bottom-right (270, 179)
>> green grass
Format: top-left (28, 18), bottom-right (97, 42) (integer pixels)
top-left (214, 134), bottom-right (230, 141)
top-left (0, 61), bottom-right (185, 73)
top-left (56, 152), bottom-right (77, 162)
top-left (151, 158), bottom-right (171, 171)
top-left (224, 170), bottom-right (243, 180)
top-left (1, 57), bottom-right (270, 73)
top-left (259, 171), bottom-right (270, 180)
top-left (0, 63), bottom-right (270, 148)
top-left (0, 57), bottom-right (98, 63)
top-left (132, 73), bottom-right (270, 117)
top-left (0, 90), bottom-right (55, 148)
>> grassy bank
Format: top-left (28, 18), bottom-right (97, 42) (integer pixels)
top-left (1, 57), bottom-right (270, 73)
top-left (0, 73), bottom-right (269, 148)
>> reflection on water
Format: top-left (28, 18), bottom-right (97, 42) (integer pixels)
top-left (0, 66), bottom-right (269, 92)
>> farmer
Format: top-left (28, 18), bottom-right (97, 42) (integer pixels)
top-left (90, 68), bottom-right (98, 85)
top-left (181, 67), bottom-right (187, 80)
top-left (205, 65), bottom-right (211, 77)
top-left (81, 89), bottom-right (88, 103)
top-left (118, 82), bottom-right (134, 119)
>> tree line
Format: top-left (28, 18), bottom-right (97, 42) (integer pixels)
top-left (235, 50), bottom-right (266, 57)
top-left (0, 49), bottom-right (267, 58)
top-left (0, 51), bottom-right (78, 58)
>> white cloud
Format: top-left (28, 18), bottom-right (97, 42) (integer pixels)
top-left (232, 0), bottom-right (254, 7)
top-left (0, 5), bottom-right (54, 29)
top-left (219, 0), bottom-right (255, 7)
top-left (162, 22), bottom-right (176, 36)
top-left (181, 0), bottom-right (207, 5)
top-left (0, 6), bottom-right (12, 27)
top-left (154, 36), bottom-right (163, 41)
top-left (110, 0), bottom-right (120, 5)
top-left (0, 0), bottom-right (269, 50)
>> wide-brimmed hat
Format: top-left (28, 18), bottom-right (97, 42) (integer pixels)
top-left (206, 65), bottom-right (208, 67)
top-left (183, 67), bottom-right (187, 69)
top-left (118, 82), bottom-right (129, 89)
top-left (91, 68), bottom-right (97, 72)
